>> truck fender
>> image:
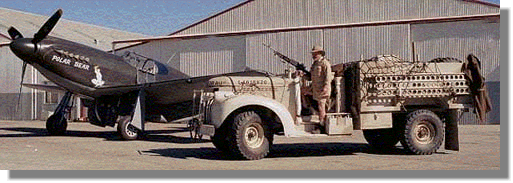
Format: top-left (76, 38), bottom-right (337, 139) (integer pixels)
top-left (210, 94), bottom-right (299, 137)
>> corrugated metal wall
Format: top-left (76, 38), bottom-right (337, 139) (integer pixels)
top-left (246, 29), bottom-right (323, 74)
top-left (411, 20), bottom-right (500, 80)
top-left (0, 47), bottom-right (39, 120)
top-left (121, 36), bottom-right (247, 77)
top-left (324, 24), bottom-right (411, 64)
top-left (176, 0), bottom-right (499, 35)
top-left (411, 20), bottom-right (500, 124)
top-left (121, 0), bottom-right (499, 124)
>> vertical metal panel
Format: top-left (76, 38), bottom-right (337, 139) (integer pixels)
top-left (324, 24), bottom-right (411, 64)
top-left (460, 81), bottom-right (499, 125)
top-left (412, 20), bottom-right (499, 124)
top-left (120, 41), bottom-right (162, 61)
top-left (246, 29), bottom-right (323, 74)
top-left (176, 0), bottom-right (499, 35)
top-left (180, 50), bottom-right (234, 77)
top-left (0, 48), bottom-right (24, 93)
top-left (122, 36), bottom-right (246, 77)
top-left (0, 47), bottom-right (35, 120)
top-left (411, 20), bottom-right (500, 81)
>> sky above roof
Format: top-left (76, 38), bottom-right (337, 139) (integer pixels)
top-left (0, 0), bottom-right (501, 36)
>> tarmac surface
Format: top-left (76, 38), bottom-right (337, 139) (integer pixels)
top-left (0, 120), bottom-right (501, 170)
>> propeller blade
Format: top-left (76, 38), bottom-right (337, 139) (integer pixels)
top-left (20, 62), bottom-right (28, 86)
top-left (32, 9), bottom-right (62, 44)
top-left (8, 27), bottom-right (23, 40)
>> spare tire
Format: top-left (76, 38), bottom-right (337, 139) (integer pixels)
top-left (429, 57), bottom-right (462, 63)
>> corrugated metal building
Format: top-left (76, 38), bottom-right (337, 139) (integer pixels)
top-left (0, 7), bottom-right (147, 121)
top-left (114, 0), bottom-right (500, 124)
top-left (115, 0), bottom-right (500, 124)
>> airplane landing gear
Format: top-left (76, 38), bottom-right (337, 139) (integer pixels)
top-left (46, 91), bottom-right (73, 135)
top-left (117, 116), bottom-right (139, 140)
top-left (116, 90), bottom-right (145, 140)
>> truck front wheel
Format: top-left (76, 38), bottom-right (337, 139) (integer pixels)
top-left (212, 127), bottom-right (230, 153)
top-left (401, 110), bottom-right (444, 155)
top-left (228, 111), bottom-right (273, 160)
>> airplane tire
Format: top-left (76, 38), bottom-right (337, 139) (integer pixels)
top-left (117, 116), bottom-right (139, 140)
top-left (46, 114), bottom-right (67, 136)
top-left (228, 111), bottom-right (272, 160)
top-left (400, 110), bottom-right (444, 155)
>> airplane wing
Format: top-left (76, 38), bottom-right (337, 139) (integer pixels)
top-left (95, 70), bottom-right (268, 104)
top-left (22, 83), bottom-right (94, 100)
top-left (22, 83), bottom-right (66, 93)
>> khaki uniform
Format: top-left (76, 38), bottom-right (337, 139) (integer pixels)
top-left (310, 56), bottom-right (332, 101)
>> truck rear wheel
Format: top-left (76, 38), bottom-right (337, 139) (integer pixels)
top-left (363, 128), bottom-right (400, 150)
top-left (228, 111), bottom-right (272, 160)
top-left (400, 110), bottom-right (444, 155)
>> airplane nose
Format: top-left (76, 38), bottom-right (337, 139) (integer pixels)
top-left (10, 38), bottom-right (37, 62)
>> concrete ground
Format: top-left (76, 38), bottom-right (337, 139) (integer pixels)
top-left (0, 120), bottom-right (500, 171)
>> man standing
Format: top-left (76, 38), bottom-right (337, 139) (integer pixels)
top-left (309, 46), bottom-right (333, 125)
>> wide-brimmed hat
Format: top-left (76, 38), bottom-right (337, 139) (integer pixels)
top-left (311, 45), bottom-right (325, 55)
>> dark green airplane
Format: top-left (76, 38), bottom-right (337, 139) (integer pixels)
top-left (3, 9), bottom-right (263, 140)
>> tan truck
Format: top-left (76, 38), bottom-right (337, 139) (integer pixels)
top-left (191, 54), bottom-right (490, 160)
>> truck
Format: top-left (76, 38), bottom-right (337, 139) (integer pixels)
top-left (189, 52), bottom-right (491, 160)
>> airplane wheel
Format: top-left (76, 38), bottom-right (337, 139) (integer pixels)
top-left (117, 116), bottom-right (139, 140)
top-left (46, 114), bottom-right (67, 136)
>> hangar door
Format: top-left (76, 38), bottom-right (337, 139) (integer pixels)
top-left (175, 36), bottom-right (246, 77)
top-left (411, 20), bottom-right (500, 124)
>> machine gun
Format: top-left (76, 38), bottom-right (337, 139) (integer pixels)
top-left (263, 43), bottom-right (311, 77)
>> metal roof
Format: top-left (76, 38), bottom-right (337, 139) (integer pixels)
top-left (169, 0), bottom-right (498, 36)
top-left (112, 0), bottom-right (499, 48)
top-left (0, 7), bottom-right (148, 51)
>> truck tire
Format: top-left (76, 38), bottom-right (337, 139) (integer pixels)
top-left (400, 110), bottom-right (444, 155)
top-left (363, 128), bottom-right (400, 150)
top-left (117, 116), bottom-right (139, 140)
top-left (228, 111), bottom-right (272, 160)
top-left (429, 57), bottom-right (462, 63)
top-left (212, 127), bottom-right (230, 153)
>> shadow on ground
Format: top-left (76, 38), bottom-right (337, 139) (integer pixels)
top-left (0, 126), bottom-right (447, 160)
top-left (0, 126), bottom-right (207, 144)
top-left (140, 142), bottom-right (427, 161)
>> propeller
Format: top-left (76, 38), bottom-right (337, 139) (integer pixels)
top-left (32, 9), bottom-right (62, 44)
top-left (4, 9), bottom-right (63, 118)
top-left (8, 27), bottom-right (23, 40)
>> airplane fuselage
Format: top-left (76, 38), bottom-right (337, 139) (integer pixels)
top-left (11, 37), bottom-right (136, 96)
top-left (10, 36), bottom-right (193, 99)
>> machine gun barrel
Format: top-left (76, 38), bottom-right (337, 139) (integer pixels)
top-left (263, 43), bottom-right (311, 77)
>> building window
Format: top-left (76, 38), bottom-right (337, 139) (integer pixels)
top-left (45, 91), bottom-right (59, 104)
